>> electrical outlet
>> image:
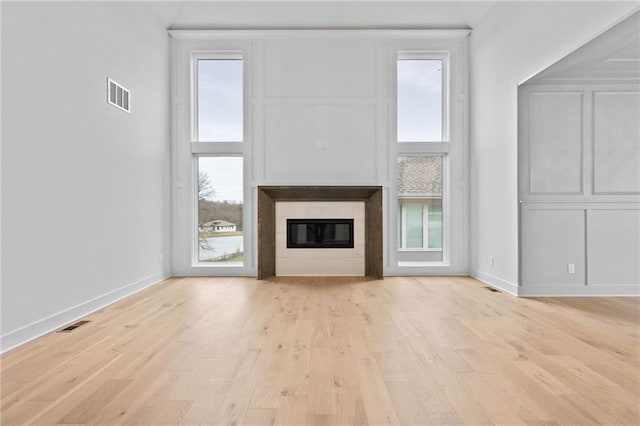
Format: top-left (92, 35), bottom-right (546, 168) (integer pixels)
top-left (489, 257), bottom-right (495, 267)
top-left (159, 254), bottom-right (164, 264)
top-left (567, 263), bottom-right (575, 274)
top-left (316, 140), bottom-right (328, 149)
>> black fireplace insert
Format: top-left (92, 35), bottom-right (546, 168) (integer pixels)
top-left (287, 218), bottom-right (354, 249)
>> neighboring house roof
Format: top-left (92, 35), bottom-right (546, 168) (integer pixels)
top-left (397, 156), bottom-right (442, 197)
top-left (200, 220), bottom-right (236, 227)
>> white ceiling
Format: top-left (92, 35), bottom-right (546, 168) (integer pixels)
top-left (524, 10), bottom-right (640, 85)
top-left (144, 1), bottom-right (639, 85)
top-left (144, 1), bottom-right (497, 30)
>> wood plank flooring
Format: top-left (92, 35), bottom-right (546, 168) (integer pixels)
top-left (1, 276), bottom-right (638, 425)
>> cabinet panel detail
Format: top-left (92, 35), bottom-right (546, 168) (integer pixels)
top-left (528, 92), bottom-right (583, 195)
top-left (587, 209), bottom-right (640, 285)
top-left (264, 40), bottom-right (376, 97)
top-left (522, 209), bottom-right (586, 286)
top-left (593, 91), bottom-right (640, 194)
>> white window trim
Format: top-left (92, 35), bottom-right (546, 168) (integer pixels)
top-left (193, 155), bottom-right (245, 268)
top-left (171, 37), bottom-right (255, 276)
top-left (387, 37), bottom-right (468, 275)
top-left (397, 51), bottom-right (450, 143)
top-left (192, 51), bottom-right (244, 143)
top-left (191, 51), bottom-right (249, 269)
top-left (394, 153), bottom-right (449, 266)
top-left (394, 50), bottom-right (450, 266)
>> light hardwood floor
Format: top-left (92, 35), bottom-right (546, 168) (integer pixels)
top-left (1, 276), bottom-right (639, 425)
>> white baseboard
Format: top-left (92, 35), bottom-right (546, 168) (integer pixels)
top-left (384, 268), bottom-right (470, 276)
top-left (518, 284), bottom-right (640, 297)
top-left (0, 272), bottom-right (168, 354)
top-left (470, 269), bottom-right (519, 296)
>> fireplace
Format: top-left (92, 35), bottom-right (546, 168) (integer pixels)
top-left (287, 218), bottom-right (354, 249)
top-left (257, 186), bottom-right (383, 279)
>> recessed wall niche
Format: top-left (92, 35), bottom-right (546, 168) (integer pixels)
top-left (518, 11), bottom-right (640, 295)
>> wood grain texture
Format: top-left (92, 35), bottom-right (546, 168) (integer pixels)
top-left (1, 276), bottom-right (638, 425)
top-left (365, 189), bottom-right (383, 278)
top-left (258, 188), bottom-right (276, 279)
top-left (259, 186), bottom-right (381, 201)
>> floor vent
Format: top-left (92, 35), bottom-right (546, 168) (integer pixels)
top-left (58, 320), bottom-right (90, 332)
top-left (485, 286), bottom-right (500, 293)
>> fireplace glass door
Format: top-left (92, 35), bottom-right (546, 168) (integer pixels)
top-left (287, 219), bottom-right (354, 249)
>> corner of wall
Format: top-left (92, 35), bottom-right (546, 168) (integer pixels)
top-left (1, 2), bottom-right (173, 353)
top-left (470, 269), bottom-right (519, 296)
top-left (0, 273), bottom-right (169, 354)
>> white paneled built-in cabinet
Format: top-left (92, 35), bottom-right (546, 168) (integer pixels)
top-left (593, 91), bottom-right (640, 194)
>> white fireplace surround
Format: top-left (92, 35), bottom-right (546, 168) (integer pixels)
top-left (275, 202), bottom-right (365, 276)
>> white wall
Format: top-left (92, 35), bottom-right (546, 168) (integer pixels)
top-left (469, 1), bottom-right (639, 294)
top-left (258, 38), bottom-right (380, 185)
top-left (1, 2), bottom-right (171, 351)
top-left (171, 32), bottom-right (469, 277)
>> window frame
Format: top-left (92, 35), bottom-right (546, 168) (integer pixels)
top-left (398, 199), bottom-right (443, 252)
top-left (394, 51), bottom-right (450, 266)
top-left (193, 155), bottom-right (245, 267)
top-left (388, 39), bottom-right (467, 274)
top-left (190, 50), bottom-right (249, 269)
top-left (192, 51), bottom-right (245, 143)
top-left (397, 51), bottom-right (450, 143)
top-left (171, 39), bottom-right (254, 276)
top-left (393, 153), bottom-right (448, 266)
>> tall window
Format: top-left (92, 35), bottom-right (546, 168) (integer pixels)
top-left (397, 156), bottom-right (443, 263)
top-left (194, 54), bottom-right (245, 266)
top-left (198, 157), bottom-right (243, 264)
top-left (398, 202), bottom-right (442, 250)
top-left (397, 53), bottom-right (448, 266)
top-left (196, 58), bottom-right (243, 142)
top-left (397, 58), bottom-right (444, 142)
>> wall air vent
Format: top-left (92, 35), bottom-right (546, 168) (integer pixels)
top-left (107, 78), bottom-right (130, 113)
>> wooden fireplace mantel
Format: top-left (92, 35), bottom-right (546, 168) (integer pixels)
top-left (257, 185), bottom-right (383, 279)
